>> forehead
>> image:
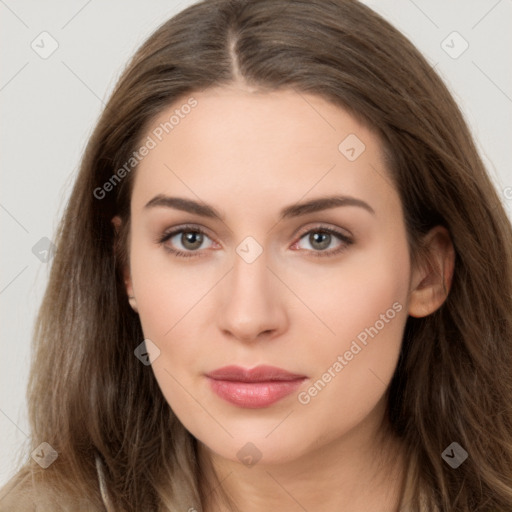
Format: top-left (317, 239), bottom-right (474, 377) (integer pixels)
top-left (131, 87), bottom-right (397, 216)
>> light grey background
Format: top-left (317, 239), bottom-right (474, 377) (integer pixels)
top-left (1, 0), bottom-right (511, 487)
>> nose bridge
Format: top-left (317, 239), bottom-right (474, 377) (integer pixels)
top-left (227, 231), bottom-right (270, 292)
top-left (217, 241), bottom-right (286, 341)
top-left (230, 245), bottom-right (273, 309)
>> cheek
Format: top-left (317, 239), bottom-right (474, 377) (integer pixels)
top-left (296, 299), bottom-right (407, 445)
top-left (292, 227), bottom-right (411, 351)
top-left (290, 233), bottom-right (410, 408)
top-left (129, 245), bottom-right (207, 428)
top-left (129, 233), bottom-right (213, 340)
top-left (293, 234), bottom-right (410, 432)
top-left (128, 237), bottom-right (216, 394)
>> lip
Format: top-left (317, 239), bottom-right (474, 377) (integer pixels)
top-left (206, 365), bottom-right (307, 409)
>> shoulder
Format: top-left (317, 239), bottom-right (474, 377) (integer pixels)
top-left (0, 470), bottom-right (100, 512)
top-left (0, 472), bottom-right (37, 512)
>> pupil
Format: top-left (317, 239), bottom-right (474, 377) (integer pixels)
top-left (182, 232), bottom-right (203, 250)
top-left (310, 232), bottom-right (330, 250)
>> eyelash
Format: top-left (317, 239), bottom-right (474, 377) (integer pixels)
top-left (156, 223), bottom-right (353, 259)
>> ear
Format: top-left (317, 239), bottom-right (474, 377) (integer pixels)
top-left (408, 226), bottom-right (455, 318)
top-left (112, 215), bottom-right (138, 313)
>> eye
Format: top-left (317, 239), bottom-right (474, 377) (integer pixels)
top-left (292, 226), bottom-right (353, 257)
top-left (157, 225), bottom-right (216, 257)
top-left (157, 224), bottom-right (353, 259)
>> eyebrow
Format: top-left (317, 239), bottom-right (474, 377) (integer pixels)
top-left (144, 194), bottom-right (375, 220)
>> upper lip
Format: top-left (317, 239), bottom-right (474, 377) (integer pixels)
top-left (206, 365), bottom-right (306, 382)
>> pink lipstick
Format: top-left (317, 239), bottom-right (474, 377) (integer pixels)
top-left (206, 365), bottom-right (307, 408)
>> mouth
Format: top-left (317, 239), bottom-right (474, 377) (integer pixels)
top-left (205, 365), bottom-right (307, 408)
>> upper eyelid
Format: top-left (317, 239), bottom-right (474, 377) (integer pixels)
top-left (294, 223), bottom-right (353, 240)
top-left (160, 223), bottom-right (213, 239)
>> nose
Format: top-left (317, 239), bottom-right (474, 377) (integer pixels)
top-left (216, 249), bottom-right (288, 343)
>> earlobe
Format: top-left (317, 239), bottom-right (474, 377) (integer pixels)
top-left (128, 294), bottom-right (138, 313)
top-left (125, 277), bottom-right (138, 313)
top-left (111, 215), bottom-right (138, 313)
top-left (408, 226), bottom-right (455, 318)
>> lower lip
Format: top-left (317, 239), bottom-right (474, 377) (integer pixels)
top-left (207, 377), bottom-right (306, 408)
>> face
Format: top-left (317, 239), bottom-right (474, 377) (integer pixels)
top-left (122, 86), bottom-right (414, 465)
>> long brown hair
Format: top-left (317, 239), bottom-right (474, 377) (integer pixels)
top-left (1, 0), bottom-right (511, 510)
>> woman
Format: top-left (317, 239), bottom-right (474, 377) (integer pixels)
top-left (1, 0), bottom-right (511, 510)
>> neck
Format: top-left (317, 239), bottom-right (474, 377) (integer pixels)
top-left (197, 402), bottom-right (406, 512)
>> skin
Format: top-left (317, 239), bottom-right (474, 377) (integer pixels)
top-left (114, 85), bottom-right (454, 511)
